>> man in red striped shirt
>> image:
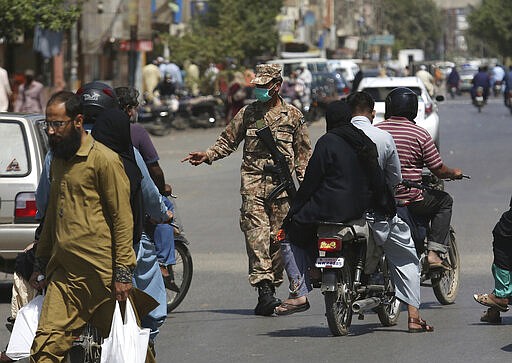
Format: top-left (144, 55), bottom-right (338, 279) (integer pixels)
top-left (376, 87), bottom-right (463, 269)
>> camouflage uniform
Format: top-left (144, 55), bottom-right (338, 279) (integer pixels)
top-left (205, 64), bottom-right (312, 287)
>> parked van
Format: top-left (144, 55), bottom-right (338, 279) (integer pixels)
top-left (327, 59), bottom-right (360, 85)
top-left (265, 58), bottom-right (328, 79)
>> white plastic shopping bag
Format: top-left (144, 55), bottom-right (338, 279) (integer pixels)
top-left (5, 294), bottom-right (44, 360)
top-left (100, 299), bottom-right (150, 363)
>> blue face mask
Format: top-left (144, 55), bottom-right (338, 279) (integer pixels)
top-left (254, 84), bottom-right (276, 102)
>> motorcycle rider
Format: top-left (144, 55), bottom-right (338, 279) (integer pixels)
top-left (470, 66), bottom-right (491, 103)
top-left (182, 64), bottom-right (312, 316)
top-left (376, 87), bottom-right (463, 269)
top-left (349, 91), bottom-right (433, 333)
top-left (446, 66), bottom-right (460, 98)
top-left (415, 65), bottom-right (435, 97)
top-left (474, 195), bottom-right (512, 324)
top-left (35, 83), bottom-right (171, 356)
top-left (503, 65), bottom-right (512, 107)
top-left (115, 86), bottom-right (178, 288)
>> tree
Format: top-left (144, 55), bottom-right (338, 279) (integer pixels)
top-left (467, 0), bottom-right (512, 59)
top-left (0, 0), bottom-right (83, 42)
top-left (164, 0), bottom-right (283, 69)
top-left (381, 0), bottom-right (443, 59)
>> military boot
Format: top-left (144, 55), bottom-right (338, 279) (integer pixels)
top-left (254, 280), bottom-right (282, 316)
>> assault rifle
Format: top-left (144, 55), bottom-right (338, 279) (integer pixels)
top-left (256, 125), bottom-right (297, 204)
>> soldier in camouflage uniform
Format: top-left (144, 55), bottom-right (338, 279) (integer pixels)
top-left (183, 64), bottom-right (312, 315)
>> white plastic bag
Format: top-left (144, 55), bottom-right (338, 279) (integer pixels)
top-left (5, 294), bottom-right (44, 360)
top-left (100, 299), bottom-right (150, 363)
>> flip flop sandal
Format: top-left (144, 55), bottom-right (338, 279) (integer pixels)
top-left (274, 300), bottom-right (310, 316)
top-left (428, 259), bottom-right (451, 270)
top-left (473, 293), bottom-right (509, 312)
top-left (408, 317), bottom-right (434, 333)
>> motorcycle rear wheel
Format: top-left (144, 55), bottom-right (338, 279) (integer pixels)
top-left (375, 259), bottom-right (402, 326)
top-left (324, 264), bottom-right (353, 336)
top-left (166, 238), bottom-right (193, 313)
top-left (432, 228), bottom-right (460, 305)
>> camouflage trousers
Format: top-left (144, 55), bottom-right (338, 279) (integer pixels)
top-left (240, 194), bottom-right (290, 287)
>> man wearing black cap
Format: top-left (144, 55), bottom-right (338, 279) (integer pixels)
top-left (183, 64), bottom-right (312, 316)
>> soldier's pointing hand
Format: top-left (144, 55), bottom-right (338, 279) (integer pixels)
top-left (182, 151), bottom-right (208, 166)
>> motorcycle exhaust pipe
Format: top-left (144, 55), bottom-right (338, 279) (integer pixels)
top-left (352, 297), bottom-right (381, 313)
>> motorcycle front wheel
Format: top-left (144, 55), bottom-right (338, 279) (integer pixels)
top-left (375, 259), bottom-right (402, 326)
top-left (324, 263), bottom-right (353, 336)
top-left (432, 228), bottom-right (460, 305)
top-left (166, 237), bottom-right (193, 313)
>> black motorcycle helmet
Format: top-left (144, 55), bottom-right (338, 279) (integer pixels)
top-left (76, 81), bottom-right (119, 123)
top-left (384, 87), bottom-right (418, 121)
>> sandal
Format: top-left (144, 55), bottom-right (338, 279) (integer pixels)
top-left (428, 259), bottom-right (451, 270)
top-left (480, 308), bottom-right (502, 324)
top-left (408, 317), bottom-right (434, 333)
top-left (274, 299), bottom-right (310, 316)
top-left (473, 293), bottom-right (509, 312)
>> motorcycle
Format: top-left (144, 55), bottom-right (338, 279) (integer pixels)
top-left (173, 92), bottom-right (222, 129)
top-left (62, 195), bottom-right (193, 362)
top-left (138, 91), bottom-right (222, 136)
top-left (137, 95), bottom-right (181, 136)
top-left (397, 175), bottom-right (469, 305)
top-left (164, 194), bottom-right (193, 313)
top-left (315, 221), bottom-right (401, 336)
top-left (447, 83), bottom-right (459, 99)
top-left (473, 86), bottom-right (485, 113)
top-left (493, 80), bottom-right (503, 97)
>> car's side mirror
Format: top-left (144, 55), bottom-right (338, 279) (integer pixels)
top-left (435, 95), bottom-right (445, 102)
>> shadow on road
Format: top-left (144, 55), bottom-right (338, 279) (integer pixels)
top-left (501, 343), bottom-right (512, 352)
top-left (0, 283), bottom-right (12, 303)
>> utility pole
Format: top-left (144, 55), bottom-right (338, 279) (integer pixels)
top-left (128, 0), bottom-right (139, 87)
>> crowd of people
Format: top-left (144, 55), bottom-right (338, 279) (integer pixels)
top-left (1, 60), bottom-right (510, 362)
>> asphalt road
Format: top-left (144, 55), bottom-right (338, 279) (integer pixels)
top-left (1, 94), bottom-right (512, 362)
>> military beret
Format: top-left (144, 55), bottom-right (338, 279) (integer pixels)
top-left (251, 64), bottom-right (282, 85)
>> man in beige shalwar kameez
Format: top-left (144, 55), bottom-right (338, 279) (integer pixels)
top-left (29, 91), bottom-right (136, 362)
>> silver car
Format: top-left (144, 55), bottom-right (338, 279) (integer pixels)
top-left (0, 113), bottom-right (47, 270)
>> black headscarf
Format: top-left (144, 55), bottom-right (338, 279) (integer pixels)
top-left (92, 108), bottom-right (144, 245)
top-left (326, 101), bottom-right (396, 217)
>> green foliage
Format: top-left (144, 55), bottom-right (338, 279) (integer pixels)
top-left (467, 0), bottom-right (512, 58)
top-left (164, 0), bottom-right (282, 69)
top-left (0, 0), bottom-right (83, 41)
top-left (381, 0), bottom-right (443, 59)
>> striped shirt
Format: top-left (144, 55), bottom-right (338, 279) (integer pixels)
top-left (376, 117), bottom-right (442, 202)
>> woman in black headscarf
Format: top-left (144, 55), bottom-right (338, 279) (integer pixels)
top-left (275, 100), bottom-right (393, 315)
top-left (92, 109), bottom-right (144, 246)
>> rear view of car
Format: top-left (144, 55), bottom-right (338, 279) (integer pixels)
top-left (0, 114), bottom-right (47, 270)
top-left (357, 76), bottom-right (441, 146)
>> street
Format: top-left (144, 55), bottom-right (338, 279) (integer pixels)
top-left (2, 94), bottom-right (512, 362)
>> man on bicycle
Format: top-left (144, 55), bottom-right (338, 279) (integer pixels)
top-left (376, 87), bottom-right (463, 269)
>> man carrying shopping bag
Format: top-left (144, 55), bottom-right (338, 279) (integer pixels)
top-left (28, 92), bottom-right (137, 362)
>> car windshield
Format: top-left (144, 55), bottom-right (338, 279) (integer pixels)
top-left (360, 86), bottom-right (422, 102)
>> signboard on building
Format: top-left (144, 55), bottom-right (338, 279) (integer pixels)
top-left (367, 35), bottom-right (395, 46)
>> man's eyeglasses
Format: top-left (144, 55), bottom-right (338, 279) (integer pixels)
top-left (43, 120), bottom-right (72, 129)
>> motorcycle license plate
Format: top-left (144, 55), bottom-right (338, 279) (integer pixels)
top-left (476, 96), bottom-right (484, 102)
top-left (315, 257), bottom-right (344, 268)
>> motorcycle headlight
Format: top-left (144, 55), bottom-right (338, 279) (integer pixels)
top-left (160, 111), bottom-right (169, 117)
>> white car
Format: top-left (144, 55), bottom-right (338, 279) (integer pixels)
top-left (357, 76), bottom-right (443, 146)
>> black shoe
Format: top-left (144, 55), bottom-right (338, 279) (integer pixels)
top-left (254, 280), bottom-right (281, 316)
